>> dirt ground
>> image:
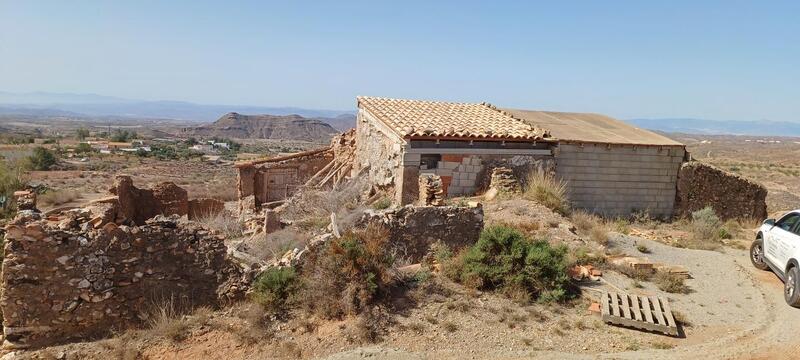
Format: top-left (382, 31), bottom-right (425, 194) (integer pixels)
top-left (26, 155), bottom-right (237, 211)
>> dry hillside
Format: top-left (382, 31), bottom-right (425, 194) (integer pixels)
top-left (182, 112), bottom-right (341, 142)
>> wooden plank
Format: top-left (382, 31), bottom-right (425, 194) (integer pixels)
top-left (601, 292), bottom-right (610, 319)
top-left (621, 293), bottom-right (631, 319)
top-left (641, 296), bottom-right (654, 324)
top-left (630, 295), bottom-right (643, 321)
top-left (650, 296), bottom-right (666, 326)
top-left (660, 297), bottom-right (677, 329)
top-left (610, 292), bottom-right (620, 317)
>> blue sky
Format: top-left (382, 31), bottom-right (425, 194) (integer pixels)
top-left (1, 1), bottom-right (798, 121)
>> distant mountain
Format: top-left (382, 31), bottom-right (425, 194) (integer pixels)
top-left (0, 91), bottom-right (354, 122)
top-left (625, 118), bottom-right (800, 137)
top-left (181, 112), bottom-right (340, 142)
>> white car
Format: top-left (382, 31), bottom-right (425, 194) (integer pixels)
top-left (751, 211), bottom-right (800, 306)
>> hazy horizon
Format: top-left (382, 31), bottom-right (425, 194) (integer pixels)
top-left (2, 1), bottom-right (798, 122)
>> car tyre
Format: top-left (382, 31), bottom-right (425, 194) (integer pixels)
top-left (750, 239), bottom-right (769, 270)
top-left (785, 267), bottom-right (800, 307)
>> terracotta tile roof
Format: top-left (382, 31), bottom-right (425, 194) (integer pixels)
top-left (357, 96), bottom-right (550, 140)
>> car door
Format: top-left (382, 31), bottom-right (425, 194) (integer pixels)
top-left (767, 213), bottom-right (800, 268)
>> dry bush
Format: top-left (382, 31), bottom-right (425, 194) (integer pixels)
top-left (522, 171), bottom-right (569, 214)
top-left (570, 211), bottom-right (609, 245)
top-left (589, 226), bottom-right (609, 245)
top-left (609, 264), bottom-right (653, 282)
top-left (230, 302), bottom-right (274, 345)
top-left (195, 211), bottom-right (244, 238)
top-left (100, 335), bottom-right (141, 360)
top-left (241, 228), bottom-right (309, 262)
top-left (38, 189), bottom-right (81, 207)
top-left (655, 272), bottom-right (690, 294)
top-left (146, 298), bottom-right (190, 342)
top-left (571, 211), bottom-right (598, 233)
top-left (301, 223), bottom-right (395, 319)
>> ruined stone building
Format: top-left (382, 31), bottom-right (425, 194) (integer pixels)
top-left (236, 148), bottom-right (335, 209)
top-left (354, 96), bottom-right (687, 217)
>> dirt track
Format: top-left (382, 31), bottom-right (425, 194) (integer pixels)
top-left (327, 235), bottom-right (800, 360)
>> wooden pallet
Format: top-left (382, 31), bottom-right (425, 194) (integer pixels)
top-left (601, 291), bottom-right (678, 336)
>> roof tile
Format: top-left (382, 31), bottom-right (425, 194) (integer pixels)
top-left (357, 96), bottom-right (550, 140)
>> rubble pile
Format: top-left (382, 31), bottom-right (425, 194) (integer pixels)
top-left (675, 161), bottom-right (768, 220)
top-left (418, 174), bottom-right (445, 206)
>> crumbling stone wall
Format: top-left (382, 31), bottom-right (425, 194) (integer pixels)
top-left (359, 205), bottom-right (484, 261)
top-left (675, 161), bottom-right (768, 220)
top-left (111, 176), bottom-right (188, 225)
top-left (1, 211), bottom-right (246, 349)
top-left (354, 109), bottom-right (404, 189)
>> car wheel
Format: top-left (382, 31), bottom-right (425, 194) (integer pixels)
top-left (750, 239), bottom-right (769, 270)
top-left (785, 267), bottom-right (800, 307)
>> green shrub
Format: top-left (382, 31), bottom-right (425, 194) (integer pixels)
top-left (690, 206), bottom-right (723, 241)
top-left (448, 225), bottom-right (574, 303)
top-left (371, 197), bottom-right (392, 210)
top-left (28, 147), bottom-right (57, 170)
top-left (252, 267), bottom-right (298, 312)
top-left (523, 171), bottom-right (569, 214)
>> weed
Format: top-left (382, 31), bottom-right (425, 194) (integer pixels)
top-left (371, 197), bottom-right (392, 210)
top-left (652, 341), bottom-right (675, 349)
top-left (442, 321), bottom-right (458, 332)
top-left (424, 315), bottom-right (438, 324)
top-left (636, 244), bottom-right (651, 254)
top-left (523, 171), bottom-right (569, 214)
top-left (38, 189), bottom-right (81, 207)
top-left (406, 322), bottom-right (425, 333)
top-left (655, 272), bottom-right (690, 294)
top-left (196, 211), bottom-right (244, 239)
top-left (146, 298), bottom-right (190, 342)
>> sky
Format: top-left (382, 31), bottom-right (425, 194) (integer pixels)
top-left (1, 0), bottom-right (798, 121)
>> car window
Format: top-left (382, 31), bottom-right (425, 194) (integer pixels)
top-left (777, 214), bottom-right (800, 232)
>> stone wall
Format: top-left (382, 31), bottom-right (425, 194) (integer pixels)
top-left (675, 161), bottom-right (768, 220)
top-left (1, 211), bottom-right (247, 349)
top-left (112, 176), bottom-right (188, 225)
top-left (358, 205), bottom-right (484, 261)
top-left (354, 109), bottom-right (404, 192)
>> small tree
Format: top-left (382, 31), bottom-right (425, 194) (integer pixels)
top-left (76, 127), bottom-right (90, 140)
top-left (28, 147), bottom-right (57, 171)
top-left (75, 143), bottom-right (93, 154)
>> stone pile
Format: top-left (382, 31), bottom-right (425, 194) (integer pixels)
top-left (675, 161), bottom-right (768, 220)
top-left (488, 167), bottom-right (520, 194)
top-left (418, 174), bottom-right (445, 206)
top-left (13, 191), bottom-right (37, 211)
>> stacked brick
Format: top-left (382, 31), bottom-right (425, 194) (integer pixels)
top-left (489, 167), bottom-right (520, 193)
top-left (419, 174), bottom-right (445, 206)
top-left (418, 154), bottom-right (484, 197)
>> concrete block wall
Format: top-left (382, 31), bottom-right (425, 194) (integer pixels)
top-left (556, 144), bottom-right (685, 217)
top-left (417, 155), bottom-right (484, 197)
